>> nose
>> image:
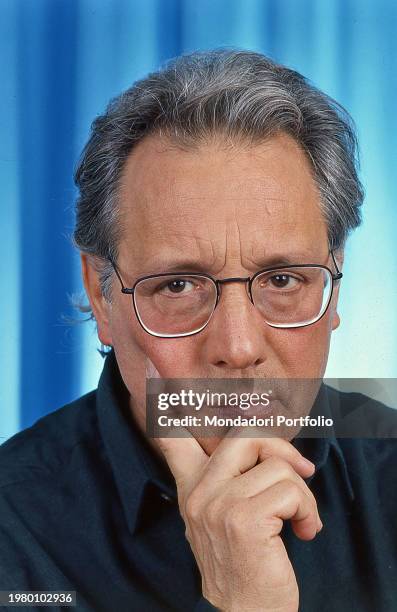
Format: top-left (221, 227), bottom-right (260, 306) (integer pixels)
top-left (202, 282), bottom-right (267, 371)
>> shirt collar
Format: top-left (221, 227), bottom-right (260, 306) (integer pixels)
top-left (96, 349), bottom-right (176, 536)
top-left (96, 351), bottom-right (354, 536)
top-left (293, 383), bottom-right (355, 502)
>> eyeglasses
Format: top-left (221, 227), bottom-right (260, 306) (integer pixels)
top-left (110, 251), bottom-right (342, 338)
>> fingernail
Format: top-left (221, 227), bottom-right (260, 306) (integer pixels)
top-left (317, 518), bottom-right (323, 531)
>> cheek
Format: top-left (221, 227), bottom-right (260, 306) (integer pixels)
top-left (144, 339), bottom-right (199, 378)
top-left (273, 315), bottom-right (333, 378)
top-left (110, 298), bottom-right (196, 379)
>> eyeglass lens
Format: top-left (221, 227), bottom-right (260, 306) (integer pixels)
top-left (133, 267), bottom-right (332, 336)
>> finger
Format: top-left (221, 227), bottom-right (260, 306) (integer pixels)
top-left (201, 432), bottom-right (315, 483)
top-left (256, 437), bottom-right (315, 477)
top-left (157, 427), bottom-right (208, 490)
top-left (249, 479), bottom-right (321, 541)
top-left (230, 455), bottom-right (321, 525)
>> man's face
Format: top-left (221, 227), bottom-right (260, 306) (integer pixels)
top-left (82, 131), bottom-right (341, 454)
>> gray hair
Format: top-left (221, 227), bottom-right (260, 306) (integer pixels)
top-left (73, 48), bottom-right (363, 317)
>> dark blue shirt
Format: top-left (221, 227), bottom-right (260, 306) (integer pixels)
top-left (0, 350), bottom-right (396, 611)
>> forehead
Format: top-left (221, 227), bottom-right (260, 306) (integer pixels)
top-left (117, 132), bottom-right (328, 274)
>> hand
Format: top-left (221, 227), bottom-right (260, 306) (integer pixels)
top-left (158, 430), bottom-right (322, 612)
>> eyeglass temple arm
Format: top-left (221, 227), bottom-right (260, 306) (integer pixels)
top-left (108, 258), bottom-right (134, 294)
top-left (330, 250), bottom-right (343, 280)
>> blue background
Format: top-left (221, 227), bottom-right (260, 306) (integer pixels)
top-left (1, 0), bottom-right (396, 441)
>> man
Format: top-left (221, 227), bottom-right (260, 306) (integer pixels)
top-left (1, 50), bottom-right (396, 611)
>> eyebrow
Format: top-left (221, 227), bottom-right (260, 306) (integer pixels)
top-left (141, 260), bottom-right (211, 275)
top-left (143, 251), bottom-right (323, 275)
top-left (255, 253), bottom-right (322, 267)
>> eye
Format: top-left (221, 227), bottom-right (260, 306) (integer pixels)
top-left (159, 278), bottom-right (196, 294)
top-left (267, 274), bottom-right (300, 289)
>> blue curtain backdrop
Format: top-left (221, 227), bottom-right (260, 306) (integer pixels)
top-left (1, 0), bottom-right (396, 441)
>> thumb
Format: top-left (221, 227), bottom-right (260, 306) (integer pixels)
top-left (157, 428), bottom-right (208, 490)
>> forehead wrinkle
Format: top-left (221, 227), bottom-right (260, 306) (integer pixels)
top-left (244, 225), bottom-right (328, 269)
top-left (169, 163), bottom-right (305, 198)
top-left (167, 192), bottom-right (289, 217)
top-left (138, 232), bottom-right (220, 274)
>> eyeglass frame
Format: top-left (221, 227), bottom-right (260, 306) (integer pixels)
top-left (109, 250), bottom-right (343, 338)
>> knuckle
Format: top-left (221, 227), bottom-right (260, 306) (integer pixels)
top-left (298, 479), bottom-right (318, 510)
top-left (184, 489), bottom-right (203, 523)
top-left (306, 487), bottom-right (318, 509)
top-left (281, 481), bottom-right (317, 517)
top-left (280, 479), bottom-right (301, 501)
top-left (266, 455), bottom-right (294, 479)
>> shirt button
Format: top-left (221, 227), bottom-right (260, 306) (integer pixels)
top-left (160, 492), bottom-right (173, 502)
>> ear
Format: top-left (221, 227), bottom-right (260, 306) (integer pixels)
top-left (331, 308), bottom-right (341, 331)
top-left (80, 253), bottom-right (113, 346)
top-left (331, 249), bottom-right (344, 331)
